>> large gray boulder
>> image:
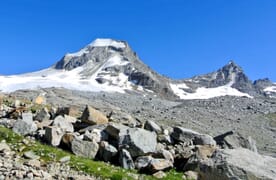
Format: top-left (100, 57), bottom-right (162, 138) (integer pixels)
top-left (71, 138), bottom-right (99, 159)
top-left (192, 148), bottom-right (276, 180)
top-left (12, 113), bottom-right (37, 136)
top-left (119, 128), bottom-right (157, 157)
top-left (52, 115), bottom-right (74, 133)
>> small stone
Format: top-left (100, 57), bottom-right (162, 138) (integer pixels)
top-left (153, 171), bottom-right (167, 179)
top-left (184, 171), bottom-right (199, 180)
top-left (23, 151), bottom-right (40, 160)
top-left (27, 159), bottom-right (41, 168)
top-left (0, 141), bottom-right (11, 152)
top-left (59, 156), bottom-right (71, 163)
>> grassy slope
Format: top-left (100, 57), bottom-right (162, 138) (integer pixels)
top-left (0, 126), bottom-right (186, 180)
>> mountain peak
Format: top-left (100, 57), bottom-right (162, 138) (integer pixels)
top-left (223, 60), bottom-right (243, 72)
top-left (88, 38), bottom-right (126, 48)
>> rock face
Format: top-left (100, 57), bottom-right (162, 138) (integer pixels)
top-left (12, 113), bottom-right (37, 136)
top-left (196, 148), bottom-right (276, 180)
top-left (71, 138), bottom-right (99, 159)
top-left (119, 128), bottom-right (157, 157)
top-left (81, 105), bottom-right (108, 125)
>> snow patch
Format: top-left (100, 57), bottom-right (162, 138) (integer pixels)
top-left (170, 83), bottom-right (252, 100)
top-left (89, 39), bottom-right (126, 48)
top-left (102, 55), bottom-right (129, 69)
top-left (65, 39), bottom-right (126, 57)
top-left (264, 86), bottom-right (276, 93)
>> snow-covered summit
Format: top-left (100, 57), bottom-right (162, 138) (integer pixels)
top-left (65, 38), bottom-right (126, 57)
top-left (89, 38), bottom-right (126, 48)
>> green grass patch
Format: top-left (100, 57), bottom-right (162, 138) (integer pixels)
top-left (0, 126), bottom-right (186, 180)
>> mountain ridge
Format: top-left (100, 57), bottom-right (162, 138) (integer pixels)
top-left (0, 38), bottom-right (275, 99)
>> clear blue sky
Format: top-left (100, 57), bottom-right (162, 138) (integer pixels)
top-left (1, 0), bottom-right (276, 81)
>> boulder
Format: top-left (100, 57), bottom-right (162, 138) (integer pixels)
top-left (160, 149), bottom-right (174, 163)
top-left (119, 128), bottom-right (157, 157)
top-left (35, 107), bottom-right (50, 122)
top-left (84, 128), bottom-right (108, 143)
top-left (171, 126), bottom-right (200, 145)
top-left (195, 148), bottom-right (276, 180)
top-left (157, 134), bottom-right (173, 145)
top-left (108, 110), bottom-right (139, 127)
top-left (184, 171), bottom-right (200, 180)
top-left (59, 156), bottom-right (71, 163)
top-left (153, 171), bottom-right (167, 179)
top-left (45, 126), bottom-right (64, 146)
top-left (78, 124), bottom-right (107, 134)
top-left (61, 133), bottom-right (75, 148)
top-left (63, 115), bottom-right (77, 123)
top-left (194, 134), bottom-right (216, 146)
top-left (52, 115), bottom-right (74, 133)
top-left (214, 131), bottom-right (258, 152)
top-left (149, 158), bottom-right (173, 173)
top-left (34, 95), bottom-right (46, 105)
top-left (184, 145), bottom-right (217, 171)
top-left (98, 141), bottom-right (118, 162)
top-left (81, 105), bottom-right (108, 125)
top-left (12, 113), bottom-right (37, 136)
top-left (104, 123), bottom-right (128, 139)
top-left (144, 120), bottom-right (162, 134)
top-left (56, 106), bottom-right (81, 117)
top-left (71, 138), bottom-right (99, 159)
top-left (36, 120), bottom-right (53, 129)
top-left (23, 151), bottom-right (40, 160)
top-left (119, 149), bottom-right (135, 169)
top-left (135, 156), bottom-right (153, 170)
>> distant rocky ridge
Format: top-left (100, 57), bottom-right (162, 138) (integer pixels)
top-left (0, 38), bottom-right (275, 99)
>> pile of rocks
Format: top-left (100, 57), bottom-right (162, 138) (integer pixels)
top-left (1, 99), bottom-right (276, 180)
top-left (0, 141), bottom-right (96, 179)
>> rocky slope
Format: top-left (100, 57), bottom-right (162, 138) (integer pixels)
top-left (0, 95), bottom-right (275, 180)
